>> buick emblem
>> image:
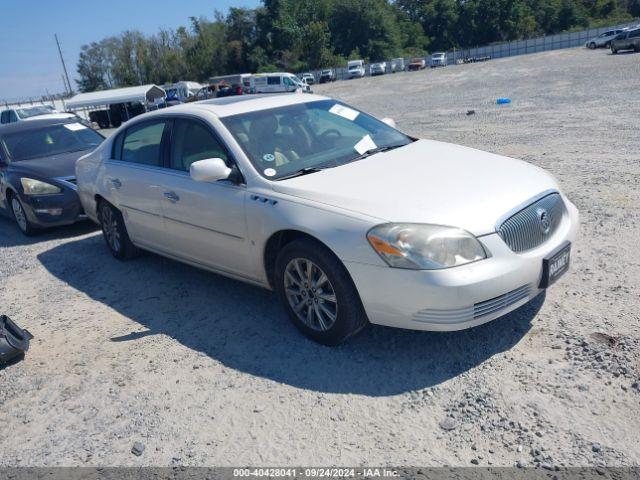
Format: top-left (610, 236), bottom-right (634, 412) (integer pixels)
top-left (537, 207), bottom-right (551, 234)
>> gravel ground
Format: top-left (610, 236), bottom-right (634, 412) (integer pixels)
top-left (1, 47), bottom-right (639, 468)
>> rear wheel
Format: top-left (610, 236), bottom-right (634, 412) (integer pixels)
top-left (588, 42), bottom-right (596, 49)
top-left (274, 239), bottom-right (368, 346)
top-left (98, 200), bottom-right (139, 260)
top-left (9, 193), bottom-right (36, 236)
top-left (611, 47), bottom-right (618, 54)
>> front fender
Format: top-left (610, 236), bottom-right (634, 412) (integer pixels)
top-left (246, 190), bottom-right (386, 282)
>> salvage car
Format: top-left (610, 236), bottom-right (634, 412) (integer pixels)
top-left (319, 69), bottom-right (336, 83)
top-left (586, 29), bottom-right (624, 49)
top-left (1, 105), bottom-right (77, 125)
top-left (301, 73), bottom-right (315, 85)
top-left (610, 28), bottom-right (640, 53)
top-left (408, 57), bottom-right (426, 71)
top-left (76, 94), bottom-right (579, 345)
top-left (370, 62), bottom-right (387, 76)
top-left (0, 118), bottom-right (103, 235)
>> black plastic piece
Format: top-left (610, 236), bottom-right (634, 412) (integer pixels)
top-left (0, 315), bottom-right (33, 364)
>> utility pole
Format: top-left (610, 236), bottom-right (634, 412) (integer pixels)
top-left (55, 34), bottom-right (72, 96)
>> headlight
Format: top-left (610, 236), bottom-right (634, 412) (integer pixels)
top-left (367, 223), bottom-right (487, 270)
top-left (20, 178), bottom-right (61, 195)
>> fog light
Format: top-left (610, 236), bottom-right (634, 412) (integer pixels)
top-left (35, 208), bottom-right (63, 216)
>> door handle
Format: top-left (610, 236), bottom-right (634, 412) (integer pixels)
top-left (163, 191), bottom-right (180, 203)
top-left (110, 178), bottom-right (122, 189)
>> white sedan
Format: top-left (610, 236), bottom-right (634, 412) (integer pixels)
top-left (76, 94), bottom-right (579, 345)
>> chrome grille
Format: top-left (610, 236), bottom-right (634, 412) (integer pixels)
top-left (473, 284), bottom-right (531, 319)
top-left (498, 193), bottom-right (564, 252)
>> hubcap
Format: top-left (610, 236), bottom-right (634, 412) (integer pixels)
top-left (11, 198), bottom-right (27, 232)
top-left (101, 205), bottom-right (121, 253)
top-left (284, 258), bottom-right (338, 332)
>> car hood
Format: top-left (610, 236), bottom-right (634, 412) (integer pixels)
top-left (271, 139), bottom-right (560, 236)
top-left (9, 149), bottom-right (93, 179)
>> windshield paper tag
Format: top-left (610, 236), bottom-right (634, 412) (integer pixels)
top-left (354, 135), bottom-right (377, 155)
top-left (64, 122), bottom-right (87, 131)
top-left (329, 104), bottom-right (359, 121)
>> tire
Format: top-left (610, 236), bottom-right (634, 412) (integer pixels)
top-left (9, 193), bottom-right (37, 236)
top-left (588, 42), bottom-right (596, 49)
top-left (274, 238), bottom-right (369, 346)
top-left (611, 47), bottom-right (618, 54)
top-left (604, 42), bottom-right (611, 49)
top-left (98, 200), bottom-right (139, 260)
top-left (98, 120), bottom-right (109, 129)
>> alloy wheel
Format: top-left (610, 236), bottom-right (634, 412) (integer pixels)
top-left (284, 258), bottom-right (338, 332)
top-left (11, 197), bottom-right (27, 232)
top-left (101, 205), bottom-right (121, 253)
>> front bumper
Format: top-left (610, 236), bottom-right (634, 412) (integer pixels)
top-left (20, 189), bottom-right (84, 228)
top-left (345, 198), bottom-right (579, 332)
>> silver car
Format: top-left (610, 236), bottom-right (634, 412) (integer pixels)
top-left (370, 62), bottom-right (387, 76)
top-left (586, 29), bottom-right (623, 49)
top-left (76, 94), bottom-right (579, 345)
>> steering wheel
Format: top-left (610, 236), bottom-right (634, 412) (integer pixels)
top-left (319, 129), bottom-right (342, 141)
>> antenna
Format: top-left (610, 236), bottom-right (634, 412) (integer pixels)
top-left (55, 34), bottom-right (72, 95)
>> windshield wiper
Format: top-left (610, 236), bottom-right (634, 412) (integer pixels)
top-left (276, 166), bottom-right (334, 180)
top-left (352, 144), bottom-right (407, 162)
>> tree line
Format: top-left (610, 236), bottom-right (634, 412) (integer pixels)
top-left (76, 0), bottom-right (640, 92)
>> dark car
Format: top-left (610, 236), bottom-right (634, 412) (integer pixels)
top-left (216, 83), bottom-right (244, 97)
top-left (611, 28), bottom-right (640, 53)
top-left (0, 118), bottom-right (104, 235)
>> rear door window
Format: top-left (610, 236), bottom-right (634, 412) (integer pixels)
top-left (121, 120), bottom-right (167, 167)
top-left (267, 76), bottom-right (280, 85)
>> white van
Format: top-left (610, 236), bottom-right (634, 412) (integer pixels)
top-left (347, 60), bottom-right (366, 79)
top-left (250, 73), bottom-right (307, 94)
top-left (431, 52), bottom-right (447, 68)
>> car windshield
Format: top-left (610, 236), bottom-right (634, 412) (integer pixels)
top-left (221, 99), bottom-right (413, 180)
top-left (15, 106), bottom-right (55, 119)
top-left (2, 123), bottom-right (103, 161)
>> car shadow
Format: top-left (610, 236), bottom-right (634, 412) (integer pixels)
top-left (0, 215), bottom-right (99, 248)
top-left (37, 235), bottom-right (544, 396)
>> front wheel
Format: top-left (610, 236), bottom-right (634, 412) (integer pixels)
top-left (98, 201), bottom-right (139, 260)
top-left (274, 239), bottom-right (368, 346)
top-left (588, 42), bottom-right (596, 49)
top-left (10, 194), bottom-right (36, 236)
top-left (611, 47), bottom-right (618, 54)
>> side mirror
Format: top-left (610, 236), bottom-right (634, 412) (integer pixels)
top-left (190, 158), bottom-right (231, 183)
top-left (381, 117), bottom-right (397, 129)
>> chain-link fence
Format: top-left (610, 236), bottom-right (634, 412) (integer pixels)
top-left (303, 19), bottom-right (639, 83)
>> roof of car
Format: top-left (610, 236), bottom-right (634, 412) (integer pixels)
top-left (154, 93), bottom-right (330, 119)
top-left (0, 117), bottom-right (81, 135)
